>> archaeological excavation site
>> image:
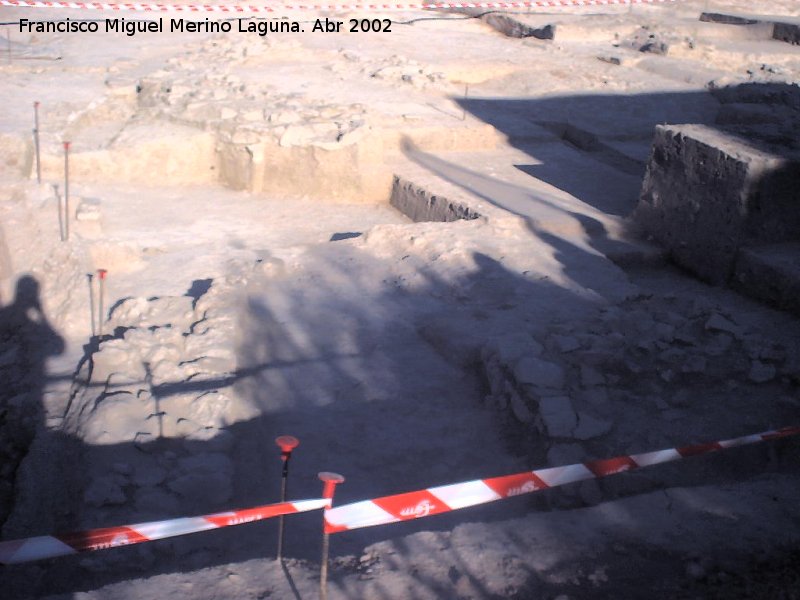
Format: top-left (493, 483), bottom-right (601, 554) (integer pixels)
top-left (0, 0), bottom-right (799, 597)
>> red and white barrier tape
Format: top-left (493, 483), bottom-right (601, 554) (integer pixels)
top-left (0, 498), bottom-right (328, 565)
top-left (0, 0), bottom-right (677, 13)
top-left (4, 426), bottom-right (795, 563)
top-left (325, 426), bottom-right (800, 533)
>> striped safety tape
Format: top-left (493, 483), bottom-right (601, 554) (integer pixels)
top-left (0, 0), bottom-right (678, 12)
top-left (324, 426), bottom-right (800, 533)
top-left (0, 498), bottom-right (329, 565)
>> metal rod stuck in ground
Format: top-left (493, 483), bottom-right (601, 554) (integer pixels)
top-left (97, 269), bottom-right (107, 337)
top-left (33, 102), bottom-right (41, 184)
top-left (54, 183), bottom-right (64, 242)
top-left (318, 472), bottom-right (344, 600)
top-left (87, 273), bottom-right (95, 337)
top-left (276, 435), bottom-right (300, 561)
top-left (63, 141), bottom-right (71, 241)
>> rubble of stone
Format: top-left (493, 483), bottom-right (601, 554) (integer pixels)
top-left (483, 290), bottom-right (799, 507)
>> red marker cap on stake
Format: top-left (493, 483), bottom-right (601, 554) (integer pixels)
top-left (63, 141), bottom-right (70, 150)
top-left (34, 101), bottom-right (39, 108)
top-left (275, 435), bottom-right (299, 460)
top-left (318, 472), bottom-right (345, 500)
top-left (97, 269), bottom-right (107, 280)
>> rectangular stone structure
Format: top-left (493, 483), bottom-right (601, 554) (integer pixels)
top-left (390, 175), bottom-right (481, 223)
top-left (773, 21), bottom-right (800, 45)
top-left (634, 124), bottom-right (800, 285)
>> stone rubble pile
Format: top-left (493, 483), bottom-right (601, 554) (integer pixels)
top-left (482, 290), bottom-right (799, 505)
top-left (63, 277), bottom-right (258, 562)
top-left (133, 35), bottom-right (369, 151)
top-left (364, 54), bottom-right (449, 90)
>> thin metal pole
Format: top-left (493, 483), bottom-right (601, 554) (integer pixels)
top-left (318, 472), bottom-right (344, 600)
top-left (55, 183), bottom-right (64, 242)
top-left (63, 141), bottom-right (70, 241)
top-left (87, 273), bottom-right (96, 337)
top-left (33, 102), bottom-right (41, 184)
top-left (97, 269), bottom-right (107, 337)
top-left (275, 435), bottom-right (299, 561)
top-left (320, 532), bottom-right (331, 600)
top-left (277, 463), bottom-right (288, 556)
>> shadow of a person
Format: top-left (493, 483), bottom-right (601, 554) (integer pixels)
top-left (0, 275), bottom-right (64, 527)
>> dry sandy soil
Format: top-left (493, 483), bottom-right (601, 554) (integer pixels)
top-left (0, 1), bottom-right (799, 598)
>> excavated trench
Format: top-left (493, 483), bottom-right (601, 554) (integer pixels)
top-left (0, 106), bottom-right (495, 546)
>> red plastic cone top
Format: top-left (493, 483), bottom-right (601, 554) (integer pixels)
top-left (276, 435), bottom-right (300, 460)
top-left (318, 472), bottom-right (345, 500)
top-left (97, 269), bottom-right (107, 280)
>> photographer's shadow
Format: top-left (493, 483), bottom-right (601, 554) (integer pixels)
top-left (0, 275), bottom-right (65, 527)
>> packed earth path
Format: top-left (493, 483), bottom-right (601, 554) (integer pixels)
top-left (0, 1), bottom-right (799, 598)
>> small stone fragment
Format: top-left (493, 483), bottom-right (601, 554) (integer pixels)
top-left (84, 476), bottom-right (127, 507)
top-left (749, 360), bottom-right (776, 383)
top-left (573, 413), bottom-right (612, 440)
top-left (485, 333), bottom-right (543, 366)
top-left (538, 396), bottom-right (577, 437)
top-left (705, 333), bottom-right (733, 356)
top-left (510, 391), bottom-right (534, 424)
top-left (686, 560), bottom-right (706, 580)
top-left (75, 198), bottom-right (102, 221)
top-left (653, 396), bottom-right (670, 410)
top-left (654, 323), bottom-right (675, 341)
top-left (514, 357), bottom-right (564, 389)
top-left (759, 344), bottom-right (786, 362)
top-left (705, 313), bottom-right (743, 339)
top-left (668, 389), bottom-right (691, 407)
top-left (552, 334), bottom-right (581, 353)
top-left (112, 462), bottom-right (133, 475)
top-left (580, 365), bottom-right (606, 387)
top-left (133, 465), bottom-right (168, 487)
top-left (578, 387), bottom-right (609, 405)
top-left (681, 355), bottom-right (707, 373)
top-left (673, 329), bottom-right (697, 345)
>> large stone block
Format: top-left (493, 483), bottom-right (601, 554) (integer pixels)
top-left (634, 124), bottom-right (800, 284)
top-left (773, 21), bottom-right (800, 45)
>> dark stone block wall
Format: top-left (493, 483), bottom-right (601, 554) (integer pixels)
top-left (634, 124), bottom-right (800, 286)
